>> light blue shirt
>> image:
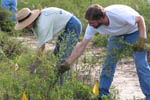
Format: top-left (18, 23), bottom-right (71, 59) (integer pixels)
top-left (33, 7), bottom-right (72, 48)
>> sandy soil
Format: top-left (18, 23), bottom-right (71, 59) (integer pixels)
top-left (17, 36), bottom-right (146, 100)
top-left (112, 59), bottom-right (145, 100)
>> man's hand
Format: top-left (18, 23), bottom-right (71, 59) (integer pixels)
top-left (57, 62), bottom-right (70, 76)
top-left (135, 37), bottom-right (146, 52)
top-left (29, 64), bottom-right (37, 74)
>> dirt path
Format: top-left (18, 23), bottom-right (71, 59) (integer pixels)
top-left (17, 36), bottom-right (146, 100)
top-left (112, 59), bottom-right (145, 100)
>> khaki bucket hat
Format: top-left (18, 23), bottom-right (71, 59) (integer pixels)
top-left (15, 8), bottom-right (41, 30)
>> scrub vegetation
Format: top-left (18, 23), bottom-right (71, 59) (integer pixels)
top-left (0, 0), bottom-right (150, 99)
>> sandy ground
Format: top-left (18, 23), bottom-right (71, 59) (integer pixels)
top-left (112, 59), bottom-right (145, 100)
top-left (17, 36), bottom-right (146, 100)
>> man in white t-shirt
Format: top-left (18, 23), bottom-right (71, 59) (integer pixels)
top-left (15, 7), bottom-right (82, 74)
top-left (62, 4), bottom-right (150, 100)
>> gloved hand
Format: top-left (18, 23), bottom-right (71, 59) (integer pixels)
top-left (135, 37), bottom-right (146, 52)
top-left (57, 62), bottom-right (70, 76)
top-left (29, 64), bottom-right (37, 74)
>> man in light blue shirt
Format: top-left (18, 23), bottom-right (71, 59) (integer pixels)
top-left (15, 7), bottom-right (82, 74)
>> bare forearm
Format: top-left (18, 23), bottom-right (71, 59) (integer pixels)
top-left (66, 44), bottom-right (86, 64)
top-left (66, 39), bottom-right (90, 64)
top-left (33, 44), bottom-right (45, 64)
top-left (136, 16), bottom-right (146, 38)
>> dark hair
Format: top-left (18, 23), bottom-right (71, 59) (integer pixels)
top-left (85, 4), bottom-right (106, 20)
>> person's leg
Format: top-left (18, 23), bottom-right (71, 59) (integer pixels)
top-left (53, 33), bottom-right (65, 57)
top-left (99, 36), bottom-right (124, 97)
top-left (54, 15), bottom-right (82, 64)
top-left (53, 33), bottom-right (66, 85)
top-left (124, 31), bottom-right (150, 100)
top-left (135, 52), bottom-right (150, 100)
top-left (63, 15), bottom-right (82, 63)
top-left (53, 15), bottom-right (82, 84)
top-left (1, 0), bottom-right (10, 9)
top-left (1, 0), bottom-right (17, 22)
top-left (9, 0), bottom-right (17, 22)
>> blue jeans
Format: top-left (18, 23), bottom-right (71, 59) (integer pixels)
top-left (53, 15), bottom-right (82, 63)
top-left (1, 0), bottom-right (17, 22)
top-left (53, 15), bottom-right (82, 85)
top-left (99, 31), bottom-right (150, 100)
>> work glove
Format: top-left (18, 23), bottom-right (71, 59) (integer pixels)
top-left (57, 62), bottom-right (70, 76)
top-left (29, 64), bottom-right (37, 74)
top-left (135, 37), bottom-right (146, 52)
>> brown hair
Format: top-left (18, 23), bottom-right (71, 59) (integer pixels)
top-left (85, 4), bottom-right (106, 20)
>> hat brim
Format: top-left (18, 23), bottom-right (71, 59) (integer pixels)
top-left (15, 10), bottom-right (40, 30)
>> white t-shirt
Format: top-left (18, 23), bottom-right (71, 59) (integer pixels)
top-left (84, 5), bottom-right (140, 40)
top-left (33, 7), bottom-right (72, 48)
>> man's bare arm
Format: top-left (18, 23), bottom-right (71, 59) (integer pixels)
top-left (136, 16), bottom-right (146, 38)
top-left (66, 38), bottom-right (91, 64)
top-left (33, 44), bottom-right (45, 65)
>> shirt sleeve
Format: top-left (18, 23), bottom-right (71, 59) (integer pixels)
top-left (84, 24), bottom-right (97, 40)
top-left (119, 8), bottom-right (140, 26)
top-left (122, 14), bottom-right (137, 25)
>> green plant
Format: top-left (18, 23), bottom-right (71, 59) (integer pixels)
top-left (0, 32), bottom-right (27, 59)
top-left (0, 19), bottom-right (22, 36)
top-left (0, 50), bottom-right (95, 100)
top-left (55, 79), bottom-right (93, 100)
top-left (92, 33), bottom-right (108, 47)
top-left (0, 8), bottom-right (22, 36)
top-left (0, 7), bottom-right (12, 22)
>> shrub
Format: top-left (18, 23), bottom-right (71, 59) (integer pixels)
top-left (0, 8), bottom-right (12, 22)
top-left (92, 33), bottom-right (108, 47)
top-left (0, 8), bottom-right (22, 36)
top-left (0, 50), bottom-right (94, 100)
top-left (0, 32), bottom-right (27, 59)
